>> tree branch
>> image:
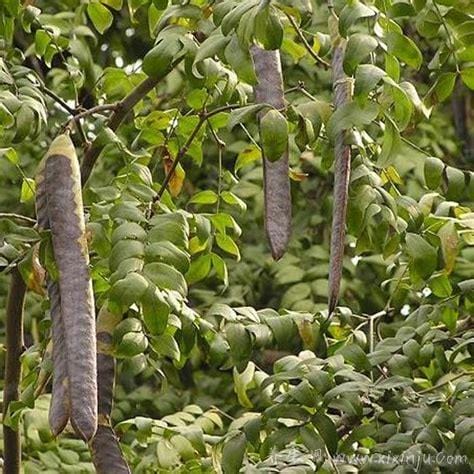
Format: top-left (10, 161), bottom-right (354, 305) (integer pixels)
top-left (3, 267), bottom-right (27, 474)
top-left (70, 104), bottom-right (118, 122)
top-left (80, 76), bottom-right (168, 185)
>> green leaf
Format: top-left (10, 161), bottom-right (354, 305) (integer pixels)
top-left (458, 279), bottom-right (474, 295)
top-left (326, 102), bottom-right (379, 141)
top-left (186, 89), bottom-right (207, 109)
top-left (224, 35), bottom-right (257, 85)
top-left (235, 145), bottom-right (262, 173)
top-left (110, 202), bottom-right (146, 223)
top-left (216, 233), bottom-right (240, 260)
top-left (142, 285), bottom-right (170, 335)
top-left (151, 333), bottom-right (180, 361)
top-left (228, 104), bottom-right (269, 130)
top-left (35, 29), bottom-right (51, 56)
top-left (149, 213), bottom-right (188, 248)
top-left (343, 34), bottom-right (378, 75)
top-left (433, 72), bottom-right (457, 102)
top-left (260, 109), bottom-right (288, 162)
top-left (143, 37), bottom-right (181, 78)
top-left (429, 273), bottom-right (452, 297)
top-left (378, 117), bottom-right (401, 167)
top-left (193, 29), bottom-right (230, 78)
top-left (221, 1), bottom-right (256, 36)
top-left (111, 222), bottom-right (147, 245)
top-left (254, 5), bottom-right (283, 50)
top-left (109, 240), bottom-right (145, 272)
top-left (445, 166), bottom-right (466, 200)
top-left (405, 233), bottom-right (438, 280)
top-left (226, 323), bottom-right (252, 363)
top-left (312, 413), bottom-right (338, 454)
top-left (354, 64), bottom-right (386, 97)
top-left (339, 1), bottom-right (376, 36)
top-left (386, 31), bottom-right (423, 69)
top-left (438, 221), bottom-right (458, 274)
top-left (115, 331), bottom-right (148, 358)
top-left (145, 241), bottom-right (190, 274)
top-left (188, 190), bottom-right (218, 205)
top-left (375, 375), bottom-right (414, 390)
top-left (336, 343), bottom-right (370, 370)
top-left (0, 147), bottom-right (18, 165)
top-left (109, 272), bottom-right (149, 313)
top-left (221, 191), bottom-right (247, 212)
top-left (186, 254), bottom-right (212, 284)
top-left (13, 105), bottom-right (34, 142)
top-left (20, 177), bottom-right (35, 203)
top-left (101, 0), bottom-right (123, 11)
top-left (144, 262), bottom-right (188, 296)
top-left (211, 253), bottom-right (229, 286)
top-left (233, 362), bottom-right (255, 408)
top-left (0, 104), bottom-right (14, 128)
top-left (87, 2), bottom-right (113, 34)
top-left (222, 432), bottom-right (246, 474)
top-left (424, 156), bottom-right (444, 189)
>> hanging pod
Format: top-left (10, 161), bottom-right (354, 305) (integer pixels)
top-left (91, 306), bottom-right (131, 473)
top-left (327, 19), bottom-right (353, 316)
top-left (36, 134), bottom-right (97, 441)
top-left (251, 46), bottom-right (292, 260)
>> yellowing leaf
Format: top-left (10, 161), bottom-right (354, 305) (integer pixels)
top-left (163, 154), bottom-right (185, 197)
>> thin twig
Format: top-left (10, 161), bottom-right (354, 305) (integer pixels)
top-left (153, 104), bottom-right (238, 202)
top-left (70, 104), bottom-right (117, 122)
top-left (418, 371), bottom-right (474, 394)
top-left (42, 86), bottom-right (77, 115)
top-left (285, 13), bottom-right (330, 69)
top-left (0, 213), bottom-right (36, 224)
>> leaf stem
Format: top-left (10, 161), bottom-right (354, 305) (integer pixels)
top-left (154, 104), bottom-right (238, 202)
top-left (0, 213), bottom-right (36, 224)
top-left (285, 13), bottom-right (330, 69)
top-left (418, 370), bottom-right (474, 394)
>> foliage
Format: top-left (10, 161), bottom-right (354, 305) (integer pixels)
top-left (0, 0), bottom-right (473, 472)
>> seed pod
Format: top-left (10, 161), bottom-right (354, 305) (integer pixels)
top-left (328, 24), bottom-right (353, 315)
top-left (36, 156), bottom-right (70, 435)
top-left (36, 133), bottom-right (97, 441)
top-left (48, 280), bottom-right (70, 436)
top-left (91, 425), bottom-right (131, 474)
top-left (96, 306), bottom-right (120, 419)
top-left (92, 306), bottom-right (130, 474)
top-left (251, 46), bottom-right (291, 260)
top-left (260, 109), bottom-right (288, 162)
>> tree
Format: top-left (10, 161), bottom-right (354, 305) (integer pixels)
top-left (0, 0), bottom-right (473, 472)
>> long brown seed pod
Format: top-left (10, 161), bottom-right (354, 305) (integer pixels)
top-left (3, 266), bottom-right (26, 474)
top-left (91, 306), bottom-right (130, 473)
top-left (327, 11), bottom-right (353, 315)
top-left (47, 280), bottom-right (70, 435)
top-left (250, 46), bottom-right (291, 260)
top-left (37, 134), bottom-right (97, 441)
top-left (36, 158), bottom-right (70, 434)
